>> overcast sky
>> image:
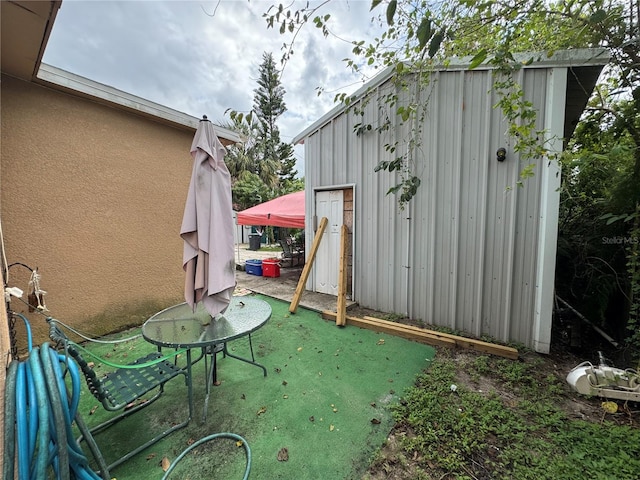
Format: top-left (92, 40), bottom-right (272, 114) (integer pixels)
top-left (42, 0), bottom-right (385, 176)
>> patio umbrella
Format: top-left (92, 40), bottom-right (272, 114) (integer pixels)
top-left (180, 116), bottom-right (235, 316)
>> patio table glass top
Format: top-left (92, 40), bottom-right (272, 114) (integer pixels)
top-left (142, 296), bottom-right (271, 349)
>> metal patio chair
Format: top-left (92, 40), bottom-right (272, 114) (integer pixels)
top-left (48, 320), bottom-right (192, 473)
top-left (279, 238), bottom-right (304, 267)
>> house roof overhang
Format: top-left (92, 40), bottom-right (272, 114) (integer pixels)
top-left (35, 64), bottom-right (241, 145)
top-left (1, 0), bottom-right (241, 145)
top-left (1, 0), bottom-right (62, 81)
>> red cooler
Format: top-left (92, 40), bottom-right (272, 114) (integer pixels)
top-left (262, 258), bottom-right (281, 278)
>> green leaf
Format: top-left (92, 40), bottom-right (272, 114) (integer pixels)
top-left (428, 31), bottom-right (444, 58)
top-left (374, 161), bottom-right (389, 172)
top-left (370, 0), bottom-right (383, 11)
top-left (588, 9), bottom-right (607, 23)
top-left (387, 185), bottom-right (402, 195)
top-left (417, 17), bottom-right (432, 50)
top-left (397, 106), bottom-right (411, 122)
top-left (386, 0), bottom-right (397, 25)
top-left (468, 49), bottom-right (487, 70)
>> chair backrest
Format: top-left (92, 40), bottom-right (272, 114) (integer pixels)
top-left (49, 321), bottom-right (117, 407)
top-left (279, 239), bottom-right (293, 256)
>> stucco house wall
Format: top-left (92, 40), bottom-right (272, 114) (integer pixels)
top-left (1, 74), bottom-right (207, 344)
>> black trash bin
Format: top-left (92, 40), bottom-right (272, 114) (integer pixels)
top-left (249, 234), bottom-right (261, 251)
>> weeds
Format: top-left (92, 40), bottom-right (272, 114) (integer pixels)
top-left (388, 354), bottom-right (640, 479)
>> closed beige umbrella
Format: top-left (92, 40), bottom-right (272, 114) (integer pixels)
top-left (180, 116), bottom-right (235, 316)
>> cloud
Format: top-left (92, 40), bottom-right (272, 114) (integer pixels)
top-left (43, 1), bottom-right (384, 177)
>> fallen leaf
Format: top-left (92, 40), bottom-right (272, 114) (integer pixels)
top-left (161, 456), bottom-right (170, 472)
top-left (89, 405), bottom-right (98, 415)
top-left (309, 416), bottom-right (315, 422)
top-left (297, 347), bottom-right (303, 352)
top-left (602, 401), bottom-right (618, 414)
top-left (277, 447), bottom-right (289, 461)
top-left (377, 339), bottom-right (385, 345)
top-left (257, 406), bottom-right (267, 416)
top-left (146, 453), bottom-right (156, 460)
top-left (187, 438), bottom-right (195, 446)
top-left (283, 394), bottom-right (289, 399)
top-left (236, 440), bottom-right (244, 447)
top-left (329, 424), bottom-right (335, 431)
top-left (371, 418), bottom-right (381, 424)
top-left (370, 402), bottom-right (377, 407)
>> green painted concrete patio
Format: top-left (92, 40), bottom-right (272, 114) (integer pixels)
top-left (75, 295), bottom-right (436, 479)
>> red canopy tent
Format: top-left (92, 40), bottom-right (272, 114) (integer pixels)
top-left (236, 190), bottom-right (305, 229)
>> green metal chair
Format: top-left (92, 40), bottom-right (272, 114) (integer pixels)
top-left (48, 320), bottom-right (192, 474)
top-left (279, 238), bottom-right (304, 267)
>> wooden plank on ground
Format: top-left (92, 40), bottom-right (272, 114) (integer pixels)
top-left (362, 315), bottom-right (519, 359)
top-left (322, 311), bottom-right (456, 348)
top-left (336, 225), bottom-right (348, 327)
top-left (289, 217), bottom-right (328, 313)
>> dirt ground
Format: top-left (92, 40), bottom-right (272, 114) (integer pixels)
top-left (345, 305), bottom-right (640, 480)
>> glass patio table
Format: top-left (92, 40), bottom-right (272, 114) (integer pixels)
top-left (142, 296), bottom-right (272, 421)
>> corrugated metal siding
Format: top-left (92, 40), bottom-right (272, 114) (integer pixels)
top-left (305, 66), bottom-right (561, 348)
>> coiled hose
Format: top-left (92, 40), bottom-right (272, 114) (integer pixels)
top-left (4, 341), bottom-right (102, 480)
top-left (4, 314), bottom-right (252, 479)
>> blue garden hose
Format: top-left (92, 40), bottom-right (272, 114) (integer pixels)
top-left (4, 315), bottom-right (252, 480)
top-left (4, 334), bottom-right (102, 480)
top-left (3, 361), bottom-right (18, 480)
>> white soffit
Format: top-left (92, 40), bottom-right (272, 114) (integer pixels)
top-left (36, 63), bottom-right (241, 144)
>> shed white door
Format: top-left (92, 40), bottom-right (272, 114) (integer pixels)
top-left (314, 190), bottom-right (344, 295)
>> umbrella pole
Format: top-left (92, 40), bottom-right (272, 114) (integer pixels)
top-left (234, 220), bottom-right (240, 266)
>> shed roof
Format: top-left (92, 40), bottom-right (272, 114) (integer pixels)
top-left (292, 48), bottom-right (609, 145)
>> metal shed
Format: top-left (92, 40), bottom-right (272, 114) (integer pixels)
top-left (293, 49), bottom-right (608, 353)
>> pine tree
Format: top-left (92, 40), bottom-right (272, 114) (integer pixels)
top-left (253, 52), bottom-right (297, 187)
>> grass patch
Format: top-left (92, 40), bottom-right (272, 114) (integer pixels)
top-left (387, 354), bottom-right (640, 480)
